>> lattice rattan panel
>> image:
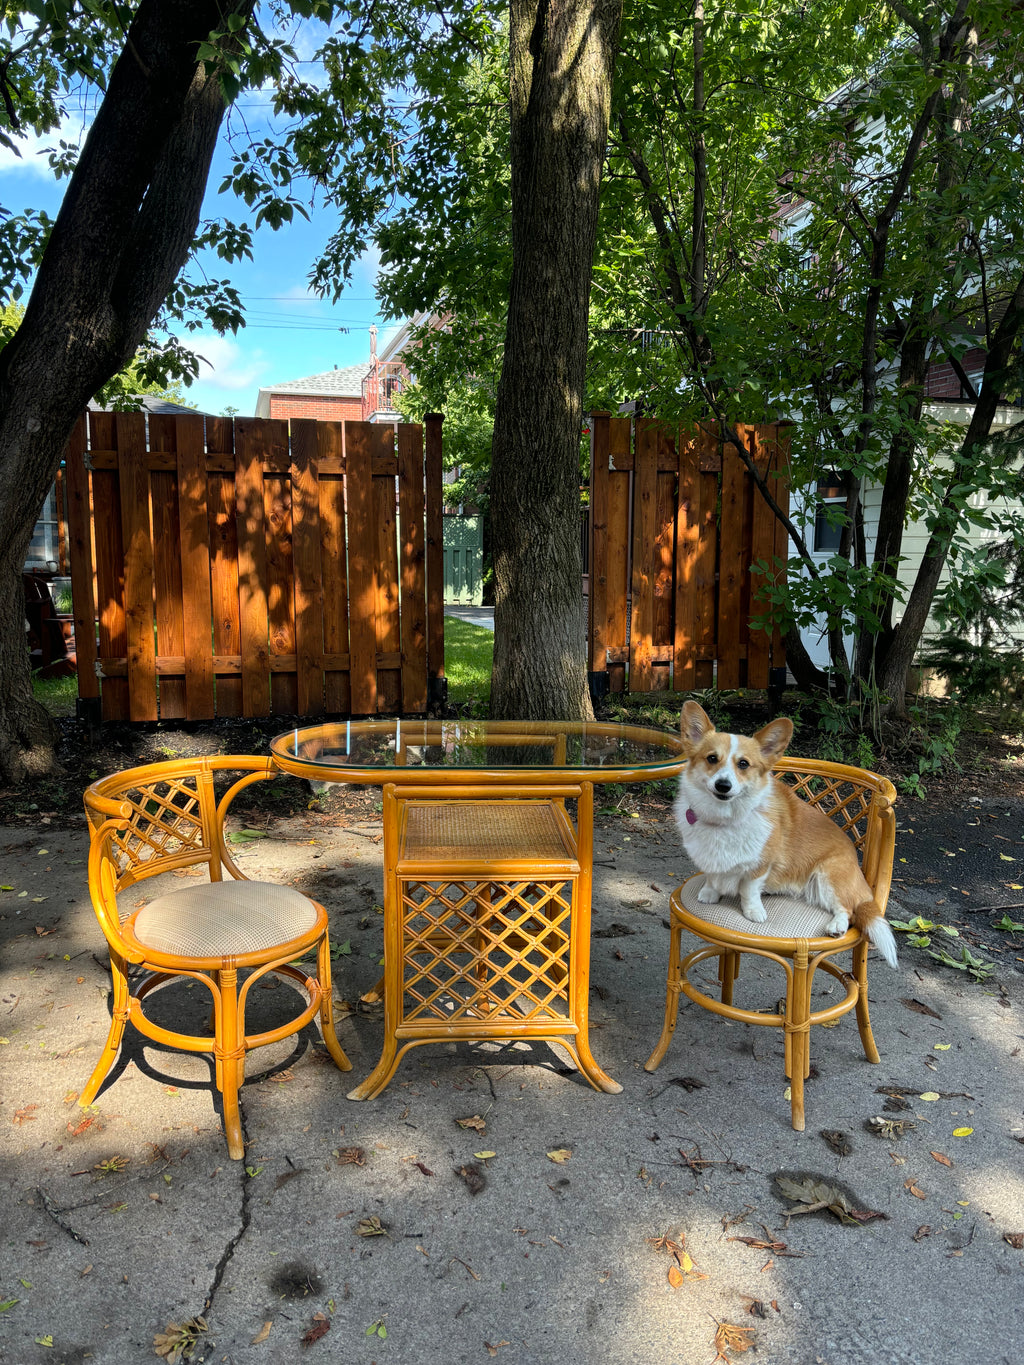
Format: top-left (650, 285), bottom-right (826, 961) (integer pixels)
top-left (399, 878), bottom-right (575, 1024)
top-left (775, 772), bottom-right (872, 848)
top-left (108, 778), bottom-right (208, 877)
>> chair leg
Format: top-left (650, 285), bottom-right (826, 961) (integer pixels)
top-left (644, 914), bottom-right (684, 1073)
top-left (719, 949), bottom-right (740, 1007)
top-left (852, 939), bottom-right (880, 1063)
top-left (316, 935), bottom-right (352, 1072)
top-left (786, 949), bottom-right (812, 1132)
top-left (215, 968), bottom-right (246, 1160)
top-left (79, 953), bottom-right (131, 1107)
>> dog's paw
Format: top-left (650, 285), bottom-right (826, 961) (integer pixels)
top-left (825, 912), bottom-right (850, 937)
top-left (697, 882), bottom-right (721, 904)
top-left (742, 901), bottom-right (768, 923)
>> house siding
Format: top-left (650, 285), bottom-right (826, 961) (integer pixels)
top-left (266, 393), bottom-right (363, 422)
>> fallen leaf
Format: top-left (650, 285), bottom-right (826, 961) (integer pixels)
top-left (456, 1114), bottom-right (487, 1134)
top-left (933, 1043), bottom-right (951, 1051)
top-left (713, 1319), bottom-right (757, 1361)
top-left (1004, 1232), bottom-right (1024, 1250)
top-left (904, 1179), bottom-right (927, 1200)
top-left (920, 1092), bottom-right (941, 1102)
top-left (414, 1161), bottom-right (434, 1177)
top-left (668, 1076), bottom-right (707, 1092)
top-left (901, 998), bottom-right (942, 1019)
top-left (250, 1321), bottom-right (272, 1345)
top-left (867, 1116), bottom-right (914, 1140)
top-left (485, 1341), bottom-right (511, 1357)
top-left (355, 1216), bottom-right (387, 1237)
top-left (300, 1313), bottom-right (330, 1348)
top-left (474, 1150), bottom-right (496, 1160)
top-left (913, 1225), bottom-right (933, 1242)
top-left (952, 1127), bottom-right (974, 1137)
top-left (820, 1129), bottom-right (852, 1156)
top-left (775, 1174), bottom-right (885, 1225)
top-left (335, 1146), bottom-right (365, 1166)
top-left (153, 1316), bottom-right (207, 1363)
top-left (546, 1148), bottom-right (572, 1164)
top-left (13, 1104), bottom-right (40, 1125)
top-left (667, 1264), bottom-right (685, 1289)
top-left (930, 1151), bottom-right (953, 1167)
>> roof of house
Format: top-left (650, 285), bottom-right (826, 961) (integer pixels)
top-left (254, 364), bottom-right (369, 416)
top-left (88, 396), bottom-right (209, 415)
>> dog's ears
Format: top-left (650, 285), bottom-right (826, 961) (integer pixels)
top-left (680, 700), bottom-right (714, 748)
top-left (753, 717), bottom-right (793, 763)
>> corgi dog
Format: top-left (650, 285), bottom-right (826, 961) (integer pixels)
top-left (674, 701), bottom-right (897, 968)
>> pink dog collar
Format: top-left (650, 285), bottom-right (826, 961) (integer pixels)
top-left (685, 808), bottom-right (698, 825)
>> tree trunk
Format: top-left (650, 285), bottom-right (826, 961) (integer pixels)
top-left (0, 0), bottom-right (244, 781)
top-left (490, 0), bottom-right (623, 720)
top-left (875, 268), bottom-right (1024, 714)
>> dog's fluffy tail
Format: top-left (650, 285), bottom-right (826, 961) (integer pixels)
top-left (854, 899), bottom-right (898, 969)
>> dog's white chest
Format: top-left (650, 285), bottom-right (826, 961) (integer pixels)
top-left (676, 798), bottom-right (772, 874)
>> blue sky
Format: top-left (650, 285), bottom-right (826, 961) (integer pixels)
top-left (0, 48), bottom-right (403, 416)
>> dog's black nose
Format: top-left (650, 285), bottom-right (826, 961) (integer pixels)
top-left (713, 778), bottom-right (732, 795)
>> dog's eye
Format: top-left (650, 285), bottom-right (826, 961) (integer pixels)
top-left (738, 758), bottom-right (750, 770)
top-left (706, 753), bottom-right (718, 765)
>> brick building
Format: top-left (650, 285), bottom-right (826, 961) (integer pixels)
top-left (254, 363), bottom-right (369, 422)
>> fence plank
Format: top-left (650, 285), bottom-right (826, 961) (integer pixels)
top-left (372, 425), bottom-right (402, 712)
top-left (653, 422), bottom-right (677, 692)
top-left (176, 414), bottom-right (216, 718)
top-left (207, 418), bottom-right (242, 717)
top-left (116, 413), bottom-right (157, 721)
top-left (64, 417), bottom-right (97, 700)
top-left (425, 414), bottom-right (445, 694)
top-left (290, 419), bottom-right (325, 717)
top-left (771, 429), bottom-right (790, 670)
top-left (149, 414), bottom-right (186, 719)
top-left (265, 466), bottom-right (298, 715)
top-left (605, 418), bottom-right (632, 692)
top-left (234, 420), bottom-right (272, 716)
top-left (318, 421), bottom-right (351, 713)
top-left (694, 426), bottom-right (719, 689)
top-left (745, 425), bottom-right (775, 689)
top-left (716, 431), bottom-right (747, 690)
top-left (89, 413), bottom-right (129, 720)
top-left (398, 423), bottom-right (428, 712)
top-left (587, 412), bottom-right (610, 677)
top-left (629, 419), bottom-right (660, 691)
top-left (345, 422), bottom-right (379, 713)
top-left (673, 426), bottom-right (701, 693)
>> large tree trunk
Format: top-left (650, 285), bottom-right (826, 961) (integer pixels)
top-left (0, 0), bottom-right (244, 782)
top-left (489, 0), bottom-right (623, 720)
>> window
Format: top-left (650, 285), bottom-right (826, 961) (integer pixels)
top-left (26, 485), bottom-right (60, 568)
top-left (813, 474), bottom-right (846, 553)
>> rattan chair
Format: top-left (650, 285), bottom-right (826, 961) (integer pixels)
top-left (81, 757), bottom-right (351, 1158)
top-left (645, 757), bottom-right (897, 1130)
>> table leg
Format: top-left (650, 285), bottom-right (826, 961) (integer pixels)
top-left (567, 782), bottom-right (622, 1093)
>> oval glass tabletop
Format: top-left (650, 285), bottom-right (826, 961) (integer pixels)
top-left (271, 718), bottom-right (686, 784)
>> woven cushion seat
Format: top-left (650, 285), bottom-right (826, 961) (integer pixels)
top-left (402, 801), bottom-right (576, 863)
top-left (675, 874), bottom-right (848, 941)
top-left (133, 880), bottom-right (319, 957)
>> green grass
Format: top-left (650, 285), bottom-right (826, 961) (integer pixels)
top-left (444, 617), bottom-right (493, 713)
top-left (32, 673), bottom-right (78, 718)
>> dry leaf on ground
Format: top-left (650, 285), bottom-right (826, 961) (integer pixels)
top-left (335, 1146), bottom-right (365, 1166)
top-left (775, 1174), bottom-right (885, 1225)
top-left (355, 1216), bottom-right (387, 1237)
top-left (153, 1316), bottom-right (207, 1364)
top-left (250, 1322), bottom-right (272, 1345)
top-left (713, 1319), bottom-right (756, 1361)
top-left (456, 1114), bottom-right (487, 1133)
top-left (456, 1163), bottom-right (486, 1195)
top-left (930, 1151), bottom-right (953, 1167)
top-left (904, 1179), bottom-right (927, 1200)
top-left (546, 1148), bottom-right (572, 1164)
top-left (300, 1313), bottom-right (330, 1348)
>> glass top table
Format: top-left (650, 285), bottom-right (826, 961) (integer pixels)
top-left (270, 718), bottom-right (686, 784)
top-left (270, 719), bottom-right (687, 1100)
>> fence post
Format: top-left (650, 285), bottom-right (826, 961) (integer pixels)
top-left (424, 413), bottom-right (446, 709)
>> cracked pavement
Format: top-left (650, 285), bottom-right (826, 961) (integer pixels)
top-left (1, 800), bottom-right (1023, 1365)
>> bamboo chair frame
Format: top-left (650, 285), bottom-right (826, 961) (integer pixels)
top-left (645, 757), bottom-right (897, 1130)
top-left (82, 756), bottom-right (351, 1158)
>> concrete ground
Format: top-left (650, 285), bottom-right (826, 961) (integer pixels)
top-left (1, 796), bottom-right (1022, 1365)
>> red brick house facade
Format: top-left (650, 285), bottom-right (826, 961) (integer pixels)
top-left (254, 364), bottom-right (369, 421)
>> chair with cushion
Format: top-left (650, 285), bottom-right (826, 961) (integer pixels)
top-left (82, 756), bottom-right (351, 1158)
top-left (645, 757), bottom-right (897, 1130)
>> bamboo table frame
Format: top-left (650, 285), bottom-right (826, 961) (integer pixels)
top-left (271, 720), bottom-right (686, 1099)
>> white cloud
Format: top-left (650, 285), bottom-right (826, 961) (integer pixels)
top-left (0, 114), bottom-right (89, 179)
top-left (191, 332), bottom-right (270, 391)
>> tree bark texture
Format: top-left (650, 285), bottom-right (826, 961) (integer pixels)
top-left (0, 0), bottom-right (243, 781)
top-left (489, 0), bottom-right (622, 720)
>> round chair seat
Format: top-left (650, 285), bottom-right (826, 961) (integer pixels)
top-left (673, 874), bottom-right (858, 944)
top-left (132, 880), bottom-right (319, 958)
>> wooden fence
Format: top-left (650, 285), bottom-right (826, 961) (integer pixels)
top-left (587, 414), bottom-right (790, 695)
top-left (64, 411), bottom-right (444, 722)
